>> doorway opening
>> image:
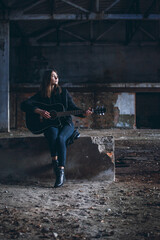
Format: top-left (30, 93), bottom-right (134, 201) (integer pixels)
top-left (136, 93), bottom-right (160, 129)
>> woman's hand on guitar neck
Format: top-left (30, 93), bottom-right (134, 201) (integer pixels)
top-left (84, 107), bottom-right (93, 117)
top-left (34, 108), bottom-right (51, 119)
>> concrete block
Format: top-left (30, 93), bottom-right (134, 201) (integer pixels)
top-left (0, 135), bottom-right (114, 181)
top-left (66, 136), bottom-right (114, 180)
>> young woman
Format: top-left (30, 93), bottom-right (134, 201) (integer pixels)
top-left (21, 69), bottom-right (92, 188)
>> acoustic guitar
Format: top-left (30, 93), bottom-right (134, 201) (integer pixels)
top-left (25, 102), bottom-right (106, 134)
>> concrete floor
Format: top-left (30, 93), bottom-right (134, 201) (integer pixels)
top-left (0, 174), bottom-right (159, 240)
top-left (0, 129), bottom-right (159, 240)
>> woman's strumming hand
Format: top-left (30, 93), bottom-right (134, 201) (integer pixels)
top-left (35, 108), bottom-right (51, 119)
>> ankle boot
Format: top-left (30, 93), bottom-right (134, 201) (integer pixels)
top-left (54, 168), bottom-right (65, 188)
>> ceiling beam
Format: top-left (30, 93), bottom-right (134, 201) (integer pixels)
top-left (8, 12), bottom-right (160, 20)
top-left (88, 0), bottom-right (99, 13)
top-left (60, 20), bottom-right (89, 29)
top-left (104, 0), bottom-right (120, 13)
top-left (127, 0), bottom-right (138, 13)
top-left (34, 28), bottom-right (57, 40)
top-left (144, 0), bottom-right (156, 18)
top-left (49, 0), bottom-right (56, 15)
top-left (60, 0), bottom-right (90, 13)
top-left (139, 26), bottom-right (156, 40)
top-left (28, 41), bottom-right (91, 46)
top-left (90, 20), bottom-right (94, 44)
top-left (23, 0), bottom-right (46, 13)
top-left (96, 21), bottom-right (120, 41)
top-left (60, 28), bottom-right (88, 41)
top-left (125, 21), bottom-right (140, 45)
top-left (125, 0), bottom-right (157, 45)
top-left (156, 0), bottom-right (160, 13)
top-left (13, 37), bottom-right (159, 47)
top-left (95, 0), bottom-right (100, 12)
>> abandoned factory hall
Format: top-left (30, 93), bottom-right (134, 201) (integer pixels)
top-left (0, 0), bottom-right (160, 240)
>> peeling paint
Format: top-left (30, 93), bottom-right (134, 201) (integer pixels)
top-left (114, 93), bottom-right (135, 128)
top-left (114, 93), bottom-right (135, 115)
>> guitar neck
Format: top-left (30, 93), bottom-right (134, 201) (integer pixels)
top-left (57, 109), bottom-right (84, 117)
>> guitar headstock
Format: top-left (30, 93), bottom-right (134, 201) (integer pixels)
top-left (93, 106), bottom-right (106, 115)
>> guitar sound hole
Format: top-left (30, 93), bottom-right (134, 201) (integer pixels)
top-left (50, 111), bottom-right (57, 120)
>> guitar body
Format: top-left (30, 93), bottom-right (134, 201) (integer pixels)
top-left (26, 103), bottom-right (65, 134)
top-left (25, 101), bottom-right (106, 134)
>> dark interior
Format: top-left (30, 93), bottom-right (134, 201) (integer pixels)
top-left (136, 93), bottom-right (160, 129)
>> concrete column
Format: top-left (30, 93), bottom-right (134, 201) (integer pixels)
top-left (0, 21), bottom-right (10, 132)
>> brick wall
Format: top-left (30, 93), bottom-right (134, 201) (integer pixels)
top-left (10, 86), bottom-right (135, 130)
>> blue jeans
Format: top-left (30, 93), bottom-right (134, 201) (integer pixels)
top-left (44, 123), bottom-right (74, 167)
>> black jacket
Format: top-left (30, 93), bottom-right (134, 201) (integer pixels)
top-left (21, 87), bottom-right (84, 126)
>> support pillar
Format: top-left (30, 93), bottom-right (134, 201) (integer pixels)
top-left (0, 21), bottom-right (10, 132)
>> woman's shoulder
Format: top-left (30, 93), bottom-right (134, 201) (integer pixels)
top-left (33, 91), bottom-right (42, 99)
top-left (35, 91), bottom-right (41, 96)
top-left (61, 86), bottom-right (66, 91)
top-left (60, 86), bottom-right (68, 94)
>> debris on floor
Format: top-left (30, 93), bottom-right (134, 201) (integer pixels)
top-left (0, 173), bottom-right (159, 240)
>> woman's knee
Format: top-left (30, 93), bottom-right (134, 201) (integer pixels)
top-left (44, 127), bottom-right (58, 141)
top-left (57, 134), bottom-right (66, 144)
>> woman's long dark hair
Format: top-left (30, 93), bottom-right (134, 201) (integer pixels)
top-left (40, 69), bottom-right (61, 98)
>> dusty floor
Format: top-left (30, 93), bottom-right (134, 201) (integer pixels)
top-left (0, 173), bottom-right (159, 240)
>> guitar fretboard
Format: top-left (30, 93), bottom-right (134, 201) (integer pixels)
top-left (57, 110), bottom-right (84, 117)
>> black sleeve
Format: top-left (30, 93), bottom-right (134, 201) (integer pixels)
top-left (66, 90), bottom-right (85, 118)
top-left (21, 92), bottom-right (41, 113)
